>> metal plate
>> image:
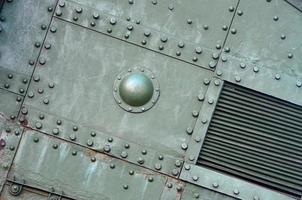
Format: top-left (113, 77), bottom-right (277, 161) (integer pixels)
top-left (0, 89), bottom-right (23, 120)
top-left (22, 17), bottom-right (213, 163)
top-left (9, 130), bottom-right (169, 200)
top-left (221, 0), bottom-right (302, 77)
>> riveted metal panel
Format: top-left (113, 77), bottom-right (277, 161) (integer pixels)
top-left (216, 0), bottom-right (302, 106)
top-left (21, 15), bottom-right (214, 176)
top-left (0, 117), bottom-right (23, 193)
top-left (0, 89), bottom-right (23, 120)
top-left (0, 0), bottom-right (57, 93)
top-left (180, 164), bottom-right (295, 200)
top-left (9, 130), bottom-right (168, 200)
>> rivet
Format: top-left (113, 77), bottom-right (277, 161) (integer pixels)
top-left (144, 31), bottom-right (151, 37)
top-left (90, 131), bottom-right (96, 137)
top-left (0, 140), bottom-right (6, 148)
top-left (192, 110), bottom-right (199, 117)
top-left (43, 99), bottom-right (49, 104)
top-left (240, 63), bottom-right (246, 69)
top-left (23, 78), bottom-right (28, 84)
top-left (35, 122), bottom-right (42, 129)
top-left (203, 78), bottom-right (210, 85)
top-left (195, 47), bottom-right (202, 54)
top-left (224, 47), bottom-right (230, 52)
top-left (59, 2), bottom-right (65, 7)
top-left (141, 150), bottom-right (147, 155)
top-left (19, 88), bottom-right (25, 94)
top-left (56, 120), bottom-right (62, 125)
top-left (121, 151), bottom-right (128, 158)
top-left (158, 45), bottom-right (164, 50)
top-left (288, 53), bottom-right (293, 59)
top-left (193, 193), bottom-right (200, 199)
top-left (161, 36), bottom-right (168, 43)
top-left (176, 185), bottom-right (182, 192)
top-left (127, 25), bottom-right (133, 31)
top-left (52, 144), bottom-right (58, 149)
top-left (172, 169), bottom-right (179, 176)
top-left (175, 160), bottom-right (182, 167)
top-left (73, 126), bottom-right (78, 131)
top-left (126, 17), bottom-right (131, 21)
top-left (7, 74), bottom-right (13, 79)
top-left (107, 137), bottom-right (113, 142)
top-left (273, 16), bottom-right (279, 21)
top-left (208, 61), bottom-right (216, 68)
top-left (155, 163), bottom-right (162, 170)
top-left (296, 80), bottom-right (302, 87)
top-left (39, 57), bottom-right (46, 65)
top-left (233, 189), bottom-right (239, 195)
top-left (195, 137), bottom-right (201, 142)
top-left (212, 182), bottom-right (219, 188)
top-left (41, 24), bottom-right (47, 30)
top-left (3, 163), bottom-right (9, 169)
top-left (15, 130), bottom-right (20, 136)
top-left (235, 76), bottom-right (241, 82)
top-left (141, 40), bottom-right (147, 45)
top-left (73, 16), bottom-right (78, 21)
top-left (167, 183), bottom-right (173, 188)
top-left (184, 164), bottom-right (191, 170)
top-left (214, 79), bottom-right (220, 86)
top-left (216, 44), bottom-right (221, 50)
top-left (135, 20), bottom-right (140, 24)
top-left (91, 157), bottom-right (96, 162)
top-left (72, 151), bottom-right (77, 156)
top-left (21, 108), bottom-right (28, 115)
top-left (4, 83), bottom-right (10, 89)
top-left (52, 128), bottom-right (59, 135)
top-left (187, 19), bottom-right (192, 24)
top-left (123, 185), bottom-right (129, 190)
top-left (47, 7), bottom-right (53, 12)
top-left (237, 10), bottom-right (243, 16)
top-left (189, 155), bottom-right (195, 161)
top-left (124, 143), bottom-right (130, 149)
top-left (176, 51), bottom-right (181, 56)
top-left (178, 41), bottom-right (185, 48)
top-left (124, 33), bottom-right (130, 39)
top-left (48, 82), bottom-right (55, 88)
top-left (55, 10), bottom-right (62, 16)
top-left (148, 177), bottom-right (154, 182)
top-left (228, 6), bottom-right (234, 12)
top-left (253, 66), bottom-right (259, 73)
top-left (203, 25), bottom-right (209, 30)
top-left (158, 155), bottom-right (164, 160)
top-left (16, 96), bottom-right (22, 102)
top-left (104, 145), bottom-right (111, 152)
top-left (129, 170), bottom-right (134, 175)
top-left (192, 176), bottom-right (199, 181)
top-left (110, 163), bottom-right (115, 169)
top-left (221, 56), bottom-right (227, 62)
top-left (87, 139), bottom-right (93, 147)
top-left (152, 0), bottom-right (157, 5)
top-left (69, 134), bottom-right (76, 141)
top-left (75, 7), bottom-right (82, 13)
top-left (192, 56), bottom-right (198, 62)
top-left (129, 0), bottom-right (134, 4)
top-left (0, 16), bottom-right (5, 22)
top-left (90, 21), bottom-right (96, 27)
top-left (110, 18), bottom-right (117, 25)
top-left (137, 157), bottom-right (144, 164)
top-left (33, 75), bottom-right (40, 82)
top-left (181, 143), bottom-right (188, 150)
top-left (208, 98), bottom-right (214, 104)
top-left (231, 28), bottom-right (237, 34)
top-left (93, 13), bottom-right (99, 19)
top-left (50, 26), bottom-right (57, 33)
top-left (280, 34), bottom-right (286, 40)
top-left (168, 4), bottom-right (174, 10)
top-left (186, 127), bottom-right (193, 135)
top-left (9, 146), bottom-right (15, 151)
top-left (275, 74), bottom-right (281, 80)
top-left (222, 25), bottom-right (228, 31)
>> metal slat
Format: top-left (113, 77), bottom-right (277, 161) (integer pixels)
top-left (198, 82), bottom-right (302, 198)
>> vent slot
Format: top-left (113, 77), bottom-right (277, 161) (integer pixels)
top-left (197, 82), bottom-right (302, 198)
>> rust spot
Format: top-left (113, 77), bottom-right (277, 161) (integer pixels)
top-left (20, 118), bottom-right (28, 127)
top-left (0, 139), bottom-right (6, 150)
top-left (85, 148), bottom-right (97, 157)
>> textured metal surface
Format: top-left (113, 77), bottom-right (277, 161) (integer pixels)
top-left (180, 164), bottom-right (294, 200)
top-left (198, 82), bottom-right (302, 198)
top-left (0, 89), bottom-right (23, 120)
top-left (286, 0), bottom-right (302, 12)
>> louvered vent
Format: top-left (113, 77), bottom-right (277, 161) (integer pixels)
top-left (198, 82), bottom-right (302, 198)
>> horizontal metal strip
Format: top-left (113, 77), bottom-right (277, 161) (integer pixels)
top-left (203, 140), bottom-right (302, 177)
top-left (212, 112), bottom-right (302, 152)
top-left (215, 106), bottom-right (302, 141)
top-left (223, 85), bottom-right (302, 117)
top-left (205, 133), bottom-right (302, 166)
top-left (197, 159), bottom-right (302, 197)
top-left (199, 151), bottom-right (302, 190)
top-left (210, 117), bottom-right (302, 159)
top-left (218, 95), bottom-right (302, 132)
top-left (211, 115), bottom-right (301, 148)
top-left (210, 121), bottom-right (302, 155)
top-left (201, 144), bottom-right (302, 182)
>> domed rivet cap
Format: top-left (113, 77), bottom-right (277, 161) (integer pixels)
top-left (195, 137), bottom-right (201, 142)
top-left (235, 76), bottom-right (241, 82)
top-left (186, 127), bottom-right (193, 135)
top-left (7, 74), bottom-right (13, 79)
top-left (72, 151), bottom-right (77, 156)
top-left (237, 10), bottom-right (243, 16)
top-left (296, 80), bottom-right (302, 87)
top-left (72, 126), bottom-right (78, 131)
top-left (91, 157), bottom-right (96, 162)
top-left (121, 151), bottom-right (128, 158)
top-left (93, 12), bottom-right (99, 19)
top-left (233, 189), bottom-right (240, 195)
top-left (208, 61), bottom-right (216, 68)
top-left (178, 41), bottom-right (185, 48)
top-left (189, 155), bottom-right (195, 161)
top-left (203, 78), bottom-right (210, 85)
top-left (253, 66), bottom-right (259, 73)
top-left (228, 6), bottom-right (234, 12)
top-left (104, 145), bottom-right (111, 152)
top-left (0, 16), bottom-right (6, 22)
top-left (148, 177), bottom-right (153, 182)
top-left (181, 143), bottom-right (188, 150)
top-left (110, 163), bottom-right (115, 169)
top-left (47, 6), bottom-right (53, 12)
top-left (212, 182), bottom-right (219, 188)
top-left (9, 146), bottom-right (15, 151)
top-left (52, 144), bottom-right (58, 149)
top-left (110, 18), bottom-right (117, 25)
top-left (129, 170), bottom-right (134, 175)
top-left (137, 157), bottom-right (144, 164)
top-left (48, 82), bottom-right (55, 88)
top-left (167, 183), bottom-right (173, 188)
top-left (19, 88), bottom-right (25, 94)
top-left (203, 25), bottom-right (209, 30)
top-left (187, 18), bottom-right (192, 24)
top-left (195, 47), bottom-right (202, 54)
top-left (123, 184), bottom-right (129, 190)
top-left (222, 25), bottom-right (228, 31)
top-left (50, 26), bottom-right (57, 33)
top-left (69, 134), bottom-right (76, 141)
top-left (124, 143), bottom-right (130, 149)
top-left (124, 33), bottom-right (130, 39)
top-left (184, 164), bottom-right (191, 170)
top-left (55, 10), bottom-right (62, 16)
top-left (280, 34), bottom-right (286, 40)
top-left (35, 122), bottom-right (42, 129)
top-left (158, 155), bottom-right (164, 160)
top-left (33, 137), bottom-right (39, 143)
top-left (214, 79), bottom-right (220, 86)
top-left (231, 28), bottom-right (237, 34)
top-left (144, 31), bottom-right (151, 37)
top-left (16, 96), bottom-right (22, 102)
top-left (87, 139), bottom-right (93, 146)
top-left (90, 21), bottom-right (96, 27)
top-left (107, 28), bottom-right (112, 33)
top-left (43, 99), bottom-right (49, 104)
top-left (34, 42), bottom-right (41, 48)
top-left (176, 185), bottom-right (183, 192)
top-left (288, 53), bottom-right (293, 59)
top-left (41, 24), bottom-right (47, 30)
top-left (192, 176), bottom-right (199, 181)
top-left (192, 110), bottom-right (199, 117)
top-left (52, 128), bottom-right (59, 135)
top-left (273, 16), bottom-right (279, 21)
top-left (161, 36), bottom-right (168, 43)
top-left (141, 40), bottom-right (147, 45)
top-left (212, 53), bottom-right (219, 60)
top-left (152, 0), bottom-right (157, 5)
top-left (0, 140), bottom-right (6, 148)
top-left (275, 74), bottom-right (281, 80)
top-left (107, 137), bottom-right (113, 142)
top-left (129, 0), bottom-right (134, 4)
top-left (21, 108), bottom-right (28, 115)
top-left (127, 25), bottom-right (133, 31)
top-left (4, 83), bottom-right (9, 89)
top-left (172, 169), bottom-right (179, 176)
top-left (158, 45), bottom-right (164, 50)
top-left (221, 56), bottom-right (227, 62)
top-left (154, 163), bottom-right (162, 170)
top-left (56, 120), bottom-right (62, 125)
top-left (141, 149), bottom-right (147, 155)
top-left (136, 20), bottom-right (140, 24)
top-left (90, 131), bottom-right (96, 137)
top-left (39, 57), bottom-right (46, 65)
top-left (224, 47), bottom-right (230, 52)
top-left (168, 4), bottom-right (174, 10)
top-left (216, 44), bottom-right (221, 49)
top-left (59, 2), bottom-right (65, 7)
top-left (208, 98), bottom-right (214, 104)
top-left (75, 7), bottom-right (82, 13)
top-left (176, 51), bottom-right (181, 56)
top-left (240, 63), bottom-right (246, 69)
top-left (73, 16), bottom-right (78, 21)
top-left (39, 114), bottom-right (44, 120)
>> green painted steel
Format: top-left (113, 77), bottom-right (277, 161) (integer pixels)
top-left (0, 0), bottom-right (301, 199)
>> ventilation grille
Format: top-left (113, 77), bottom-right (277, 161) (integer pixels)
top-left (197, 82), bottom-right (302, 198)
